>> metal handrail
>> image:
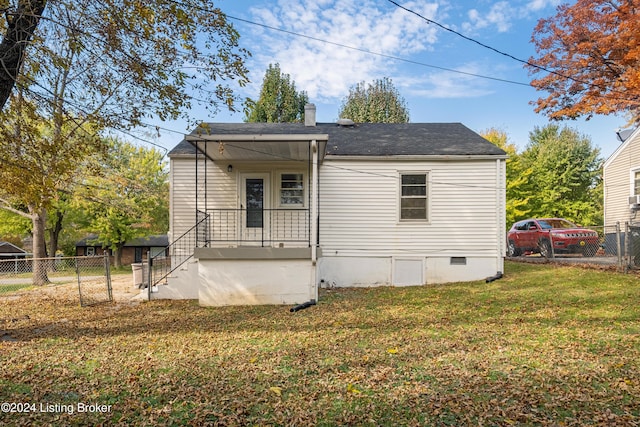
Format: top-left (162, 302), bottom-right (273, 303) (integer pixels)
top-left (147, 212), bottom-right (210, 296)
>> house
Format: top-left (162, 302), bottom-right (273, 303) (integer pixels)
top-left (604, 126), bottom-right (640, 227)
top-left (603, 126), bottom-right (640, 254)
top-left (0, 241), bottom-right (28, 259)
top-left (75, 234), bottom-right (169, 265)
top-left (163, 105), bottom-right (507, 306)
top-left (0, 241), bottom-right (29, 274)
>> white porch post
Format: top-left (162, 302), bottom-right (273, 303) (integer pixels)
top-left (311, 140), bottom-right (319, 263)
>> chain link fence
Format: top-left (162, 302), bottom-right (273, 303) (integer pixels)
top-left (509, 222), bottom-right (640, 272)
top-left (0, 254), bottom-right (112, 306)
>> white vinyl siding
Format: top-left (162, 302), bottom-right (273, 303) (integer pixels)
top-left (169, 157), bottom-right (236, 242)
top-left (603, 131), bottom-right (640, 226)
top-left (319, 159), bottom-right (503, 257)
top-left (169, 157), bottom-right (309, 245)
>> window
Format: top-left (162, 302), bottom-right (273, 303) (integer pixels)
top-left (634, 171), bottom-right (640, 195)
top-left (86, 247), bottom-right (95, 256)
top-left (280, 173), bottom-right (304, 206)
top-left (400, 173), bottom-right (428, 220)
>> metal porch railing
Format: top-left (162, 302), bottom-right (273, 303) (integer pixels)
top-left (146, 212), bottom-right (210, 299)
top-left (202, 208), bottom-right (311, 247)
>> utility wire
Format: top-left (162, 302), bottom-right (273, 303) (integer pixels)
top-left (161, 0), bottom-right (529, 86)
top-left (386, 0), bottom-right (639, 104)
top-left (223, 13), bottom-right (530, 87)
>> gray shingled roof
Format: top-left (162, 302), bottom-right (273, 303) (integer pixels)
top-left (76, 235), bottom-right (168, 247)
top-left (168, 122), bottom-right (506, 157)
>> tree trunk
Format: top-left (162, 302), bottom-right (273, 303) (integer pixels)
top-left (0, 0), bottom-right (48, 111)
top-left (114, 243), bottom-right (124, 269)
top-left (30, 206), bottom-right (49, 286)
top-left (48, 208), bottom-right (63, 258)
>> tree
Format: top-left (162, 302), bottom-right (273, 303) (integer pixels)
top-left (339, 77), bottom-right (409, 123)
top-left (75, 139), bottom-right (169, 268)
top-left (0, 209), bottom-right (31, 245)
top-left (18, 1), bottom-right (249, 129)
top-left (0, 92), bottom-right (101, 284)
top-left (521, 124), bottom-right (603, 226)
top-left (0, 0), bottom-right (47, 111)
top-left (481, 128), bottom-right (532, 227)
top-left (245, 63), bottom-right (308, 123)
top-left (0, 1), bottom-right (249, 282)
top-left (528, 0), bottom-right (640, 123)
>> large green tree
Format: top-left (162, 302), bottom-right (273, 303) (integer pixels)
top-left (0, 93), bottom-right (101, 284)
top-left (521, 124), bottom-right (603, 226)
top-left (481, 128), bottom-right (532, 227)
top-left (245, 63), bottom-right (308, 123)
top-left (75, 139), bottom-right (169, 268)
top-left (0, 0), bottom-right (249, 282)
top-left (338, 77), bottom-right (410, 123)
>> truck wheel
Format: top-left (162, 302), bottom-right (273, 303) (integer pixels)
top-left (538, 239), bottom-right (554, 259)
top-left (507, 240), bottom-right (521, 257)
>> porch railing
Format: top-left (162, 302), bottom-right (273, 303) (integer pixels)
top-left (202, 208), bottom-right (310, 247)
top-left (147, 212), bottom-right (210, 298)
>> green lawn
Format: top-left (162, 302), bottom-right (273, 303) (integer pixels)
top-left (1, 262), bottom-right (639, 426)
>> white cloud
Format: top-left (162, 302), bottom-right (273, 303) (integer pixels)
top-left (525, 0), bottom-right (561, 12)
top-left (245, 0), bottom-right (441, 101)
top-left (460, 0), bottom-right (562, 34)
top-left (463, 1), bottom-right (514, 33)
top-left (399, 63), bottom-right (494, 99)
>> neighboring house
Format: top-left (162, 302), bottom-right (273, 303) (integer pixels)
top-left (164, 104), bottom-right (507, 306)
top-left (0, 241), bottom-right (29, 274)
top-left (604, 126), bottom-right (640, 227)
top-left (76, 235), bottom-right (169, 265)
top-left (0, 241), bottom-right (28, 259)
top-left (603, 126), bottom-right (640, 254)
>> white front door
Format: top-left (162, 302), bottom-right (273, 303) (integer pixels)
top-left (240, 173), bottom-right (270, 245)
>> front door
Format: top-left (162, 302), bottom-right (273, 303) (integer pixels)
top-left (240, 173), bottom-right (270, 245)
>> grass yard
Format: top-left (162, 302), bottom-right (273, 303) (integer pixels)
top-left (1, 261), bottom-right (639, 426)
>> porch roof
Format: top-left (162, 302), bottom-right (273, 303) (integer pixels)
top-left (177, 123), bottom-right (328, 162)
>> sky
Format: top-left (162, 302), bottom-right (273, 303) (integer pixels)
top-left (146, 0), bottom-right (632, 159)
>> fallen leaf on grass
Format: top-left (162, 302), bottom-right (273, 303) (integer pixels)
top-left (387, 347), bottom-right (398, 354)
top-left (347, 383), bottom-right (361, 394)
top-left (269, 386), bottom-right (282, 396)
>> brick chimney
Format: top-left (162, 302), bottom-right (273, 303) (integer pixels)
top-left (304, 103), bottom-right (316, 127)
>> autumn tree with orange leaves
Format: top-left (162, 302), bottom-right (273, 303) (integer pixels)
top-left (528, 0), bottom-right (640, 123)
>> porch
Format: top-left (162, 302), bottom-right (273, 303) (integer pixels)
top-left (164, 118), bottom-right (328, 306)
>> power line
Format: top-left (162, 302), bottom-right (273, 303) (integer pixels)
top-left (223, 13), bottom-right (530, 87)
top-left (385, 0), bottom-right (639, 104)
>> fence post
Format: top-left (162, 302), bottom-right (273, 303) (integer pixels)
top-left (104, 252), bottom-right (112, 301)
top-left (625, 222), bottom-right (630, 272)
top-left (616, 222), bottom-right (622, 271)
top-left (147, 250), bottom-right (152, 301)
top-left (75, 256), bottom-right (82, 307)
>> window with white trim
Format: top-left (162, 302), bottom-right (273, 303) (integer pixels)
top-left (279, 173), bottom-right (305, 207)
top-left (400, 173), bottom-right (428, 220)
top-left (634, 171), bottom-right (640, 195)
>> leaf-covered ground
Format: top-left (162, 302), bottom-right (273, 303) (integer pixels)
top-left (1, 262), bottom-right (639, 426)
